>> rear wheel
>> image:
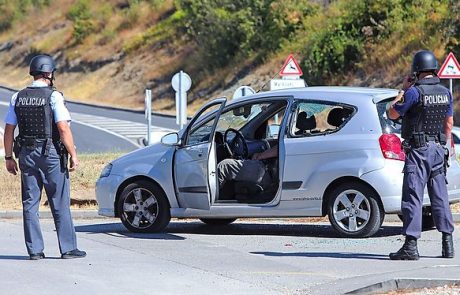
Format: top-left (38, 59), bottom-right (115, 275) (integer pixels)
top-left (117, 180), bottom-right (170, 233)
top-left (328, 182), bottom-right (384, 238)
top-left (200, 218), bottom-right (237, 225)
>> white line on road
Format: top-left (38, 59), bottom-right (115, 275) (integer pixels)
top-left (0, 101), bottom-right (175, 147)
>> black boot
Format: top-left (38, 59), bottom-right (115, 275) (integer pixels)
top-left (442, 233), bottom-right (454, 258)
top-left (389, 236), bottom-right (419, 260)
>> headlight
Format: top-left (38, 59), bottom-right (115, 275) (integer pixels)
top-left (100, 163), bottom-right (113, 178)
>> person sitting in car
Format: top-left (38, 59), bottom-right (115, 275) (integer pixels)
top-left (217, 145), bottom-right (278, 191)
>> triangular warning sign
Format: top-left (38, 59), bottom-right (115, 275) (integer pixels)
top-left (438, 52), bottom-right (460, 79)
top-left (279, 54), bottom-right (303, 76)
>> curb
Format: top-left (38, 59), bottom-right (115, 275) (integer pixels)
top-left (346, 278), bottom-right (460, 295)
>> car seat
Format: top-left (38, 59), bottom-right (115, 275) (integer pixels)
top-left (295, 112), bottom-right (317, 135)
top-left (327, 107), bottom-right (352, 129)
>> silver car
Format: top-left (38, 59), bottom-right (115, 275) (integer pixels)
top-left (96, 87), bottom-right (460, 238)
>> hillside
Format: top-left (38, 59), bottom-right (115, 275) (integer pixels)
top-left (0, 0), bottom-right (459, 121)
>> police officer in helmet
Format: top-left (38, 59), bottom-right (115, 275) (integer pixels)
top-left (386, 50), bottom-right (455, 260)
top-left (3, 54), bottom-right (86, 260)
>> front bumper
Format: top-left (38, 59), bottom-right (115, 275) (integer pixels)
top-left (95, 174), bottom-right (123, 217)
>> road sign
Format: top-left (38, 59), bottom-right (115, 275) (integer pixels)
top-left (171, 71), bottom-right (192, 91)
top-left (270, 79), bottom-right (305, 90)
top-left (438, 52), bottom-right (460, 79)
top-left (171, 71), bottom-right (191, 128)
top-left (232, 86), bottom-right (255, 99)
top-left (279, 54), bottom-right (303, 76)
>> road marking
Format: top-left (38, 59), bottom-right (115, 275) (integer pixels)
top-left (71, 113), bottom-right (174, 147)
top-left (0, 101), bottom-right (174, 147)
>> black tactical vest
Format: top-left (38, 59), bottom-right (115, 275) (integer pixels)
top-left (401, 77), bottom-right (450, 140)
top-left (14, 87), bottom-right (60, 141)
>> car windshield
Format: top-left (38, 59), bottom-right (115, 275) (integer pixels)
top-left (376, 98), bottom-right (401, 134)
top-left (215, 103), bottom-right (269, 132)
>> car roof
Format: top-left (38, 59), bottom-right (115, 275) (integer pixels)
top-left (228, 86), bottom-right (398, 105)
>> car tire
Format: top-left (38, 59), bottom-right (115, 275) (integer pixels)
top-left (199, 218), bottom-right (237, 225)
top-left (327, 182), bottom-right (384, 238)
top-left (117, 180), bottom-right (171, 233)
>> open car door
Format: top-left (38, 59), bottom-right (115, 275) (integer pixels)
top-left (173, 98), bottom-right (226, 210)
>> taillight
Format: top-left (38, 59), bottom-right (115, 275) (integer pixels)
top-left (379, 134), bottom-right (405, 161)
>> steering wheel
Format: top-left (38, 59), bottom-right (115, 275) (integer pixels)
top-left (224, 128), bottom-right (249, 160)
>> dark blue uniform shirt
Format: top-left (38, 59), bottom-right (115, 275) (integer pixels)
top-left (394, 86), bottom-right (453, 117)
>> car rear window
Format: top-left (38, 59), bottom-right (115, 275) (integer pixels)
top-left (376, 99), bottom-right (401, 134)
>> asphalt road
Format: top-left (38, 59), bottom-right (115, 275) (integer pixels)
top-left (0, 86), bottom-right (178, 153)
top-left (1, 217), bottom-right (459, 295)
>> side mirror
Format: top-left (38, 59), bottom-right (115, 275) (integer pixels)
top-left (161, 132), bottom-right (180, 146)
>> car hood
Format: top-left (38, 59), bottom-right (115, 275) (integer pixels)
top-left (110, 143), bottom-right (173, 176)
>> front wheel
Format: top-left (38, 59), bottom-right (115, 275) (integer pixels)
top-left (117, 180), bottom-right (171, 233)
top-left (328, 182), bottom-right (384, 238)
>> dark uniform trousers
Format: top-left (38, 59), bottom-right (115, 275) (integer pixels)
top-left (402, 141), bottom-right (454, 239)
top-left (19, 141), bottom-right (77, 255)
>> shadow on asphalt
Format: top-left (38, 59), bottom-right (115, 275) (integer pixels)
top-left (75, 221), bottom-right (402, 239)
top-left (250, 251), bottom-right (390, 260)
top-left (0, 255), bottom-right (30, 260)
top-left (75, 223), bottom-right (185, 240)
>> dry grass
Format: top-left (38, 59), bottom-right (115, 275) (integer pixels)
top-left (0, 152), bottom-right (123, 210)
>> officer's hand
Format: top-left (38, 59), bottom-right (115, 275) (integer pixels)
top-left (5, 159), bottom-right (18, 175)
top-left (402, 75), bottom-right (413, 90)
top-left (252, 152), bottom-right (261, 160)
top-left (69, 156), bottom-right (79, 172)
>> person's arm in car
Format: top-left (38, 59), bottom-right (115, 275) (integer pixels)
top-left (252, 145), bottom-right (278, 160)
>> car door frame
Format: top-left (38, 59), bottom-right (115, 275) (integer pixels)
top-left (211, 95), bottom-right (295, 208)
top-left (173, 98), bottom-right (227, 210)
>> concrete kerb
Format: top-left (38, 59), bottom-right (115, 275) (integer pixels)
top-left (346, 278), bottom-right (460, 295)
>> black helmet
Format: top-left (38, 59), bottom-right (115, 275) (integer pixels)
top-left (411, 50), bottom-right (438, 74)
top-left (29, 54), bottom-right (56, 76)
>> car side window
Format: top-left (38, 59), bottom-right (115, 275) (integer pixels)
top-left (187, 104), bottom-right (221, 146)
top-left (453, 133), bottom-right (460, 144)
top-left (291, 101), bottom-right (354, 137)
top-left (266, 108), bottom-right (286, 139)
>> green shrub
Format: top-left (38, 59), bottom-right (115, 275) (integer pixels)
top-left (67, 0), bottom-right (94, 43)
top-left (176, 0), bottom-right (319, 68)
top-left (0, 0), bottom-right (49, 32)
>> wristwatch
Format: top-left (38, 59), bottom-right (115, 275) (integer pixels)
top-left (4, 155), bottom-right (13, 160)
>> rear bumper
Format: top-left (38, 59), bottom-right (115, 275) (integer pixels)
top-left (361, 159), bottom-right (460, 214)
top-left (361, 160), bottom-right (404, 213)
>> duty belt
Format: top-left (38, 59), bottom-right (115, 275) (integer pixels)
top-left (14, 136), bottom-right (55, 156)
top-left (404, 132), bottom-right (446, 150)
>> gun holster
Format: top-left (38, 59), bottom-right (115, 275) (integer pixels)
top-left (57, 142), bottom-right (69, 171)
top-left (13, 139), bottom-right (20, 158)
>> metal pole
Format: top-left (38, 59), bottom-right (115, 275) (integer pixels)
top-left (145, 89), bottom-right (152, 145)
top-left (179, 71), bottom-right (183, 129)
top-left (450, 79), bottom-right (453, 96)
